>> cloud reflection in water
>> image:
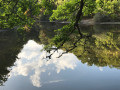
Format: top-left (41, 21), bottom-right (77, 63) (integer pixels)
top-left (10, 40), bottom-right (78, 87)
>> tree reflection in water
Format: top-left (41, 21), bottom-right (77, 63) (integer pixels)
top-left (0, 23), bottom-right (120, 86)
top-left (38, 23), bottom-right (120, 68)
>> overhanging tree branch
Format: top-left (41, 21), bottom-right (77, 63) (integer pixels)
top-left (45, 0), bottom-right (86, 59)
top-left (74, 0), bottom-right (85, 37)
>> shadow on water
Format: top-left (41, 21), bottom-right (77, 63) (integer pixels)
top-left (0, 22), bottom-right (120, 86)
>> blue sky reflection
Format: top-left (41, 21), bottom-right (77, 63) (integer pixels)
top-left (3, 40), bottom-right (120, 90)
top-left (10, 40), bottom-right (79, 87)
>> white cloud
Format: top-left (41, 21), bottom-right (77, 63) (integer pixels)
top-left (48, 80), bottom-right (64, 84)
top-left (99, 67), bottom-right (103, 72)
top-left (10, 40), bottom-right (79, 87)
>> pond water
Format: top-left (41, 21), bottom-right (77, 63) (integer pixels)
top-left (0, 23), bottom-right (120, 90)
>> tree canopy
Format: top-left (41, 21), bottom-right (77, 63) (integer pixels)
top-left (0, 0), bottom-right (119, 29)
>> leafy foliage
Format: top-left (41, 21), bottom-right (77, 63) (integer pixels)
top-left (50, 0), bottom-right (80, 21)
top-left (0, 0), bottom-right (41, 29)
top-left (50, 0), bottom-right (96, 21)
top-left (0, 0), bottom-right (120, 29)
top-left (52, 23), bottom-right (74, 47)
top-left (95, 0), bottom-right (120, 20)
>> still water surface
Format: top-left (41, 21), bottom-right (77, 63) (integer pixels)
top-left (0, 23), bottom-right (120, 90)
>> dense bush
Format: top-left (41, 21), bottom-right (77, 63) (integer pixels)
top-left (94, 13), bottom-right (111, 22)
top-left (94, 13), bottom-right (120, 22)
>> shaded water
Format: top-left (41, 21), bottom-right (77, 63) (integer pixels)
top-left (0, 23), bottom-right (120, 90)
